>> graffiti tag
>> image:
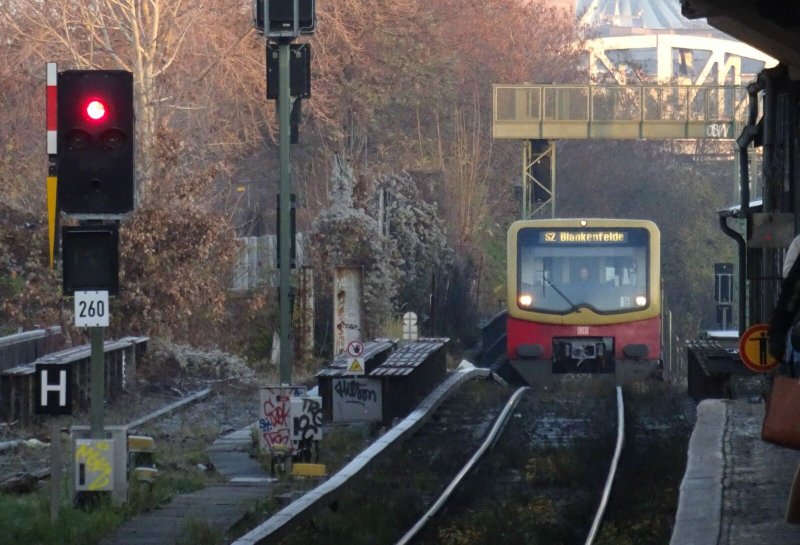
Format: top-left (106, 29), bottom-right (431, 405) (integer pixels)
top-left (259, 386), bottom-right (306, 451)
top-left (334, 379), bottom-right (378, 405)
top-left (706, 123), bottom-right (731, 138)
top-left (75, 440), bottom-right (113, 491)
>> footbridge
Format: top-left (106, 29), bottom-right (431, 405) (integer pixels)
top-left (493, 83), bottom-right (748, 141)
top-left (493, 83), bottom-right (754, 218)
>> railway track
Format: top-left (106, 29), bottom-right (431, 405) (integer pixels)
top-left (400, 378), bottom-right (689, 545)
top-left (271, 376), bottom-right (632, 545)
top-left (406, 377), bottom-right (621, 545)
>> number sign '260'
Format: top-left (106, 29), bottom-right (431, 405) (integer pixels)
top-left (74, 291), bottom-right (110, 327)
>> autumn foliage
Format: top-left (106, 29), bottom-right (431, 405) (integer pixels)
top-left (0, 0), bottom-right (728, 358)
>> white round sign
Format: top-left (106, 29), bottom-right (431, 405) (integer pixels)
top-left (346, 340), bottom-right (365, 357)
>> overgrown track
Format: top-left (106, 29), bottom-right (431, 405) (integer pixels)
top-left (409, 377), bottom-right (619, 545)
top-left (272, 376), bottom-right (625, 545)
top-left (593, 380), bottom-right (693, 543)
top-left (404, 378), bottom-right (691, 545)
top-left (274, 377), bottom-right (513, 545)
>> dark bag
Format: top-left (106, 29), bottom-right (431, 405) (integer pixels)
top-left (767, 259), bottom-right (800, 360)
top-left (762, 376), bottom-right (800, 450)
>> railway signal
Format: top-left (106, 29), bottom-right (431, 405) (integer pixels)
top-left (252, 0), bottom-right (316, 386)
top-left (57, 70), bottom-right (135, 215)
top-left (254, 0), bottom-right (316, 38)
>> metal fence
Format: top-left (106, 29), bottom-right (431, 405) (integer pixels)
top-left (232, 234), bottom-right (308, 291)
top-left (0, 326), bottom-right (63, 374)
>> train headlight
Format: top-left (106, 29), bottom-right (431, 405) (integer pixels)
top-left (518, 293), bottom-right (533, 307)
top-left (635, 295), bottom-right (647, 306)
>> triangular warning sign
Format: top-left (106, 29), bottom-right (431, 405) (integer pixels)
top-left (346, 357), bottom-right (365, 375)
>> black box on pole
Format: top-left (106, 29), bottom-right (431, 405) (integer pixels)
top-left (267, 44), bottom-right (311, 99)
top-left (254, 0), bottom-right (316, 37)
top-left (62, 225), bottom-right (120, 296)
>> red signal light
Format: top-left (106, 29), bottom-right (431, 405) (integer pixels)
top-left (85, 99), bottom-right (107, 121)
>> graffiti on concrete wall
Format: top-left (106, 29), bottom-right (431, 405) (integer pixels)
top-left (332, 378), bottom-right (382, 422)
top-left (333, 267), bottom-right (364, 355)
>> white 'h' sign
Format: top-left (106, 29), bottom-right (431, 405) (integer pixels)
top-left (40, 369), bottom-right (68, 407)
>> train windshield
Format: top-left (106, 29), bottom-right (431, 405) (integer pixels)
top-left (517, 227), bottom-right (650, 314)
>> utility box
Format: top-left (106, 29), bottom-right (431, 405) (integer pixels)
top-left (71, 426), bottom-right (128, 505)
top-left (74, 439), bottom-right (115, 492)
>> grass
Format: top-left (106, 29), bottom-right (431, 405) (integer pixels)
top-left (176, 518), bottom-right (224, 545)
top-left (382, 317), bottom-right (405, 339)
top-left (0, 456), bottom-right (218, 545)
top-left (0, 488), bottom-right (124, 545)
top-left (0, 419), bottom-right (226, 545)
top-left (230, 422), bottom-right (377, 540)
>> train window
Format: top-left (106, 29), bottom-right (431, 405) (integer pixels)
top-left (517, 227), bottom-right (650, 313)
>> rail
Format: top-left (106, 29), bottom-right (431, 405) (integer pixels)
top-left (126, 388), bottom-right (211, 430)
top-left (585, 386), bottom-right (625, 545)
top-left (231, 362), bottom-right (492, 545)
top-left (395, 385), bottom-right (529, 545)
top-left (493, 84), bottom-right (750, 140)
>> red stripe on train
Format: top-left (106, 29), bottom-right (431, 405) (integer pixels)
top-left (507, 315), bottom-right (662, 360)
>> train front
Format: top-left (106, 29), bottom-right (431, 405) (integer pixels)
top-left (506, 219), bottom-right (662, 385)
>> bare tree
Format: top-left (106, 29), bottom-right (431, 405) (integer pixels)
top-left (2, 0), bottom-right (203, 202)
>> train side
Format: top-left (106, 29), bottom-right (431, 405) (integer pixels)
top-left (506, 218), bottom-right (662, 385)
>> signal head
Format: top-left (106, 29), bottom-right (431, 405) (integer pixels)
top-left (85, 99), bottom-right (107, 121)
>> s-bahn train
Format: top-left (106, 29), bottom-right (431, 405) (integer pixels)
top-left (506, 218), bottom-right (662, 384)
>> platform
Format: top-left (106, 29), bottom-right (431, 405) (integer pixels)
top-left (671, 398), bottom-right (800, 544)
top-left (100, 423), bottom-right (271, 545)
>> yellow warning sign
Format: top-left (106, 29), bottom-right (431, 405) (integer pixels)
top-left (346, 357), bottom-right (365, 376)
top-left (738, 323), bottom-right (779, 373)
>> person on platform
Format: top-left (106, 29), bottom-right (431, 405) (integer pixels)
top-left (766, 233), bottom-right (800, 525)
top-left (767, 234), bottom-right (800, 363)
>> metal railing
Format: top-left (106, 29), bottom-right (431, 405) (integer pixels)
top-left (0, 327), bottom-right (62, 373)
top-left (494, 84), bottom-right (751, 140)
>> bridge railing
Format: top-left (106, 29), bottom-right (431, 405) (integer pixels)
top-left (494, 84), bottom-right (751, 140)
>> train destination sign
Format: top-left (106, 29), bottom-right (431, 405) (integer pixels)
top-left (541, 231), bottom-right (627, 243)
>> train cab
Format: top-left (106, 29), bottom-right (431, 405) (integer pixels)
top-left (507, 218), bottom-right (662, 385)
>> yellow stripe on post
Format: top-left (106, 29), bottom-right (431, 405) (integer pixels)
top-left (47, 176), bottom-right (57, 268)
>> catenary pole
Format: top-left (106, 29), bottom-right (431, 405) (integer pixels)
top-left (278, 40), bottom-right (293, 385)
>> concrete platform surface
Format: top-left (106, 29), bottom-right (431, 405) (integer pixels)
top-left (671, 399), bottom-right (800, 545)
